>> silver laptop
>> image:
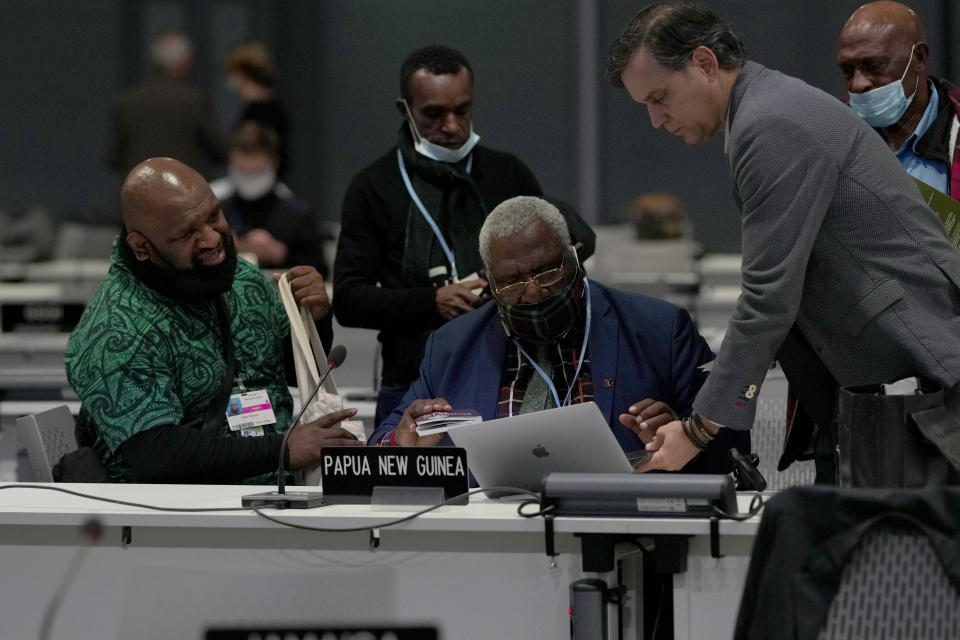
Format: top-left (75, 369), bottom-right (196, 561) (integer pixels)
top-left (443, 402), bottom-right (637, 494)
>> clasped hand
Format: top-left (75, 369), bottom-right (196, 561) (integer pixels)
top-left (435, 278), bottom-right (488, 320)
top-left (618, 398), bottom-right (701, 472)
top-left (273, 265), bottom-right (330, 321)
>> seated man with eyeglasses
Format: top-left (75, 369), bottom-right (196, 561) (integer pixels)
top-left (368, 196), bottom-right (747, 473)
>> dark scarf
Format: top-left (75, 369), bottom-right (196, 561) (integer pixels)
top-left (118, 232), bottom-right (238, 301)
top-left (397, 125), bottom-right (489, 286)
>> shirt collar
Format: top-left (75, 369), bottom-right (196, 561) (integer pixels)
top-left (897, 80), bottom-right (939, 155)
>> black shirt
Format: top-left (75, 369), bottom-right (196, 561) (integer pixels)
top-left (333, 144), bottom-right (542, 386)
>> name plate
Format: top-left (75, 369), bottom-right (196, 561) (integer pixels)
top-left (320, 447), bottom-right (469, 505)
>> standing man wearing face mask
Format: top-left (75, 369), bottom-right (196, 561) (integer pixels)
top-left (837, 1), bottom-right (960, 200)
top-left (334, 45), bottom-right (549, 427)
top-left (368, 197), bottom-right (746, 474)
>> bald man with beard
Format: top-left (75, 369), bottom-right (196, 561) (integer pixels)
top-left (66, 158), bottom-right (357, 483)
top-left (837, 1), bottom-right (960, 200)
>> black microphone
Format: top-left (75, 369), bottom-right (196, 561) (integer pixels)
top-left (241, 345), bottom-right (347, 509)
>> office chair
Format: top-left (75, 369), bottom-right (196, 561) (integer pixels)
top-left (752, 395), bottom-right (816, 490)
top-left (15, 405), bottom-right (76, 482)
top-left (734, 485), bottom-right (960, 640)
top-left (818, 523), bottom-right (960, 639)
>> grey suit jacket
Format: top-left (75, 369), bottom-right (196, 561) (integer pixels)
top-left (694, 61), bottom-right (960, 430)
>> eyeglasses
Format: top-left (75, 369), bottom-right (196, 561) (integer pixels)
top-left (491, 246), bottom-right (575, 303)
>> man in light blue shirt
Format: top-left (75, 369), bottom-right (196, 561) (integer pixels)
top-left (837, 1), bottom-right (959, 199)
top-left (893, 78), bottom-right (949, 194)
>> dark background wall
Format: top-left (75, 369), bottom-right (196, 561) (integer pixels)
top-left (0, 0), bottom-right (953, 251)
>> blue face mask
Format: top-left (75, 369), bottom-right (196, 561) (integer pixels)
top-left (849, 43), bottom-right (919, 128)
top-left (400, 99), bottom-right (480, 163)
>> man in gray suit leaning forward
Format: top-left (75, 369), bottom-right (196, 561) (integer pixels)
top-left (607, 1), bottom-right (960, 479)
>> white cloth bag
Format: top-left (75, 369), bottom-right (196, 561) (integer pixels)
top-left (277, 273), bottom-right (365, 485)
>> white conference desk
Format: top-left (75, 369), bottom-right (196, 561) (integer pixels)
top-left (0, 483), bottom-right (761, 640)
top-left (0, 259), bottom-right (110, 283)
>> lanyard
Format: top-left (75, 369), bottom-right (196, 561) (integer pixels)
top-left (512, 279), bottom-right (592, 411)
top-left (397, 148), bottom-right (473, 282)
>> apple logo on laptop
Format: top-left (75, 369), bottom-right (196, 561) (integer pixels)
top-left (531, 444), bottom-right (549, 459)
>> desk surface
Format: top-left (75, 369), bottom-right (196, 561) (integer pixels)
top-left (0, 482), bottom-right (761, 640)
top-left (0, 332), bottom-right (70, 351)
top-left (0, 259), bottom-right (110, 282)
top-left (0, 482), bottom-right (763, 536)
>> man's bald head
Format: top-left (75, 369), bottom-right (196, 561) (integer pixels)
top-left (121, 157), bottom-right (209, 231)
top-left (121, 157), bottom-right (230, 272)
top-left (840, 2), bottom-right (926, 48)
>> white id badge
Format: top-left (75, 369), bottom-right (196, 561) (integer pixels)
top-left (225, 389), bottom-right (277, 434)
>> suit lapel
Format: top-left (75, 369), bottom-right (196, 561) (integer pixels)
top-left (471, 313), bottom-right (508, 420)
top-left (586, 283), bottom-right (619, 424)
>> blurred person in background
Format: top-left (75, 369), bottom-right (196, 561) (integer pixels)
top-left (109, 31), bottom-right (225, 180)
top-left (210, 120), bottom-right (328, 276)
top-left (225, 40), bottom-right (290, 178)
top-left (624, 191), bottom-right (691, 240)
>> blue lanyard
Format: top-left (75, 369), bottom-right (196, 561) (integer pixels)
top-left (512, 279), bottom-right (592, 411)
top-left (396, 148), bottom-right (473, 282)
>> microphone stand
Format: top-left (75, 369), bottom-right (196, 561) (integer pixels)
top-left (241, 345), bottom-right (346, 509)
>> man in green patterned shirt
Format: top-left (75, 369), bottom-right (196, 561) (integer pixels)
top-left (66, 157), bottom-right (358, 482)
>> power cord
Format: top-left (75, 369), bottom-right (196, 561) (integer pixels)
top-left (517, 499), bottom-right (553, 518)
top-left (252, 487), bottom-right (539, 533)
top-left (0, 484), bottom-right (539, 533)
top-left (712, 491), bottom-right (766, 521)
top-left (0, 484), bottom-right (251, 512)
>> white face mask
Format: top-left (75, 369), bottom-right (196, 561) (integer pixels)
top-left (849, 43), bottom-right (920, 128)
top-left (401, 99), bottom-right (480, 163)
top-left (229, 167), bottom-right (276, 200)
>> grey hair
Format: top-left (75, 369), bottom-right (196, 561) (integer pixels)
top-left (479, 196), bottom-right (571, 271)
top-left (606, 1), bottom-right (746, 87)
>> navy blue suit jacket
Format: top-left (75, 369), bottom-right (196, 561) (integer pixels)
top-left (369, 281), bottom-right (741, 469)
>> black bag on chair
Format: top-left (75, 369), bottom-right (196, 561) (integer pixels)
top-left (837, 382), bottom-right (959, 488)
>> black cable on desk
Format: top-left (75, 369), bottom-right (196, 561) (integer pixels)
top-left (712, 492), bottom-right (766, 521)
top-left (251, 486), bottom-right (538, 533)
top-left (0, 484), bottom-right (540, 533)
top-left (516, 499), bottom-right (554, 518)
top-left (0, 484), bottom-right (252, 512)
